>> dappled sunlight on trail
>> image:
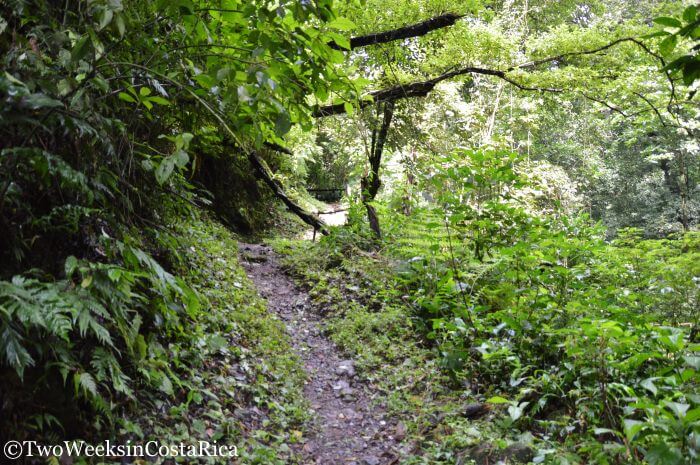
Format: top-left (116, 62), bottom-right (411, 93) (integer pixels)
top-left (302, 203), bottom-right (348, 240)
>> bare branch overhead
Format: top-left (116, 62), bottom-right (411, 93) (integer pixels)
top-left (315, 36), bottom-right (671, 118)
top-left (313, 66), bottom-right (560, 117)
top-left (329, 13), bottom-right (463, 50)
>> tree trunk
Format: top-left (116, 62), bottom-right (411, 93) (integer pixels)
top-left (677, 151), bottom-right (690, 231)
top-left (402, 147), bottom-right (416, 215)
top-left (361, 100), bottom-right (395, 238)
top-left (365, 203), bottom-right (382, 238)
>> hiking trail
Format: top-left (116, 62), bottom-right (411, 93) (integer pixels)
top-left (239, 243), bottom-right (400, 465)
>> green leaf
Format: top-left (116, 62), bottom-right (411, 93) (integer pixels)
top-left (329, 32), bottom-right (351, 50)
top-left (71, 35), bottom-right (92, 62)
top-left (77, 308), bottom-right (91, 337)
top-left (147, 96), bottom-right (170, 106)
top-left (115, 13), bottom-right (126, 37)
top-left (107, 268), bottom-right (122, 281)
top-left (57, 79), bottom-right (73, 97)
top-left (653, 17), bottom-right (682, 28)
top-left (664, 401), bottom-right (689, 419)
top-left (593, 428), bottom-right (620, 437)
top-left (97, 9), bottom-right (113, 31)
top-left (180, 133), bottom-right (193, 146)
top-left (645, 442), bottom-right (683, 465)
top-left (237, 85), bottom-right (252, 103)
top-left (640, 377), bottom-right (658, 396)
top-left (487, 396), bottom-right (510, 404)
top-left (684, 355), bottom-right (700, 370)
top-left (177, 0), bottom-right (194, 16)
top-left (173, 150), bottom-right (188, 169)
top-left (508, 403), bottom-right (525, 421)
top-left (207, 335), bottom-right (228, 352)
top-left (622, 419), bottom-right (644, 442)
top-left (685, 407), bottom-right (700, 424)
top-left (22, 93), bottom-right (63, 110)
top-left (682, 6), bottom-right (697, 23)
top-left (64, 256), bottom-right (78, 277)
top-left (76, 372), bottom-right (98, 397)
top-left (159, 374), bottom-right (174, 395)
top-left (343, 101), bottom-right (354, 116)
top-left (659, 35), bottom-right (678, 56)
top-left (662, 55), bottom-right (693, 72)
top-left (642, 30), bottom-right (671, 38)
top-left (118, 92), bottom-right (137, 103)
top-left (682, 61), bottom-right (700, 85)
top-left (275, 111), bottom-right (292, 136)
top-left (680, 22), bottom-right (700, 38)
top-left (89, 319), bottom-right (113, 347)
top-left (92, 75), bottom-right (109, 92)
top-left (1, 327), bottom-right (34, 379)
top-left (215, 67), bottom-right (231, 81)
top-left (328, 17), bottom-right (355, 31)
top-left (155, 156), bottom-right (176, 185)
top-left (659, 331), bottom-right (685, 351)
top-left (135, 335), bottom-right (147, 360)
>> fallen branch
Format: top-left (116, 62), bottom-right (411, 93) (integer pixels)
top-left (247, 150), bottom-right (329, 234)
top-left (102, 62), bottom-right (327, 232)
top-left (318, 208), bottom-right (348, 214)
top-left (263, 141), bottom-right (293, 155)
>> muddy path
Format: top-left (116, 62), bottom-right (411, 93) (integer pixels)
top-left (239, 243), bottom-right (400, 465)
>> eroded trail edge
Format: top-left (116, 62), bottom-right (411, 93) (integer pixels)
top-left (239, 243), bottom-right (399, 465)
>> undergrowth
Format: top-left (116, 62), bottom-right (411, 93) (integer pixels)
top-left (2, 208), bottom-right (308, 464)
top-left (128, 212), bottom-right (308, 465)
top-left (274, 148), bottom-right (700, 465)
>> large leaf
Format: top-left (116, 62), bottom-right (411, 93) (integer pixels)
top-left (622, 419), bottom-right (645, 442)
top-left (645, 442), bottom-right (683, 465)
top-left (71, 35), bottom-right (92, 62)
top-left (155, 156), bottom-right (176, 185)
top-left (653, 17), bottom-right (682, 28)
top-left (21, 94), bottom-right (63, 110)
top-left (328, 17), bottom-right (355, 31)
top-left (0, 327), bottom-right (35, 379)
top-left (659, 34), bottom-right (678, 57)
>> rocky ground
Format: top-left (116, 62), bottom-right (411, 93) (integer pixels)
top-left (239, 243), bottom-right (401, 465)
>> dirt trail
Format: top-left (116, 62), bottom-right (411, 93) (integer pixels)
top-left (239, 243), bottom-right (399, 465)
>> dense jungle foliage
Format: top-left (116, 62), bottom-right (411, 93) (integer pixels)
top-left (0, 0), bottom-right (698, 464)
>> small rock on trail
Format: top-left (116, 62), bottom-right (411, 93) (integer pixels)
top-left (336, 360), bottom-right (356, 378)
top-left (239, 243), bottom-right (399, 464)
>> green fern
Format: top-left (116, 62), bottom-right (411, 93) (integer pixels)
top-left (0, 245), bottom-right (200, 433)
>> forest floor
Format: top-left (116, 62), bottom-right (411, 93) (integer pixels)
top-left (239, 242), bottom-right (400, 465)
